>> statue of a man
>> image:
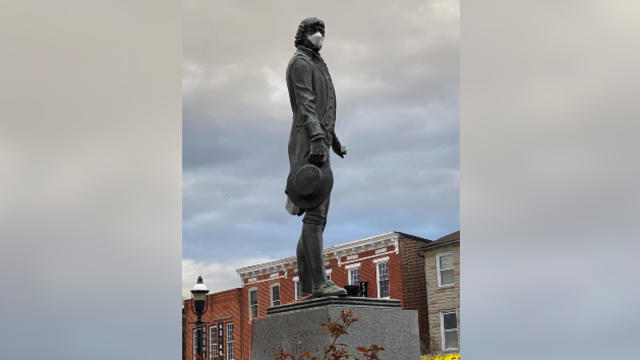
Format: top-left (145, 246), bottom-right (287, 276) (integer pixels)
top-left (285, 17), bottom-right (348, 298)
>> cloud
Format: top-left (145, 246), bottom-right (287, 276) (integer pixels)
top-left (182, 257), bottom-right (277, 299)
top-left (182, 0), bottom-right (459, 286)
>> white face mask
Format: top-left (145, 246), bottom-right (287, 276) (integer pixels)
top-left (307, 31), bottom-right (324, 50)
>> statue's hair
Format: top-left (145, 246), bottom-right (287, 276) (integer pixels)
top-left (294, 17), bottom-right (325, 47)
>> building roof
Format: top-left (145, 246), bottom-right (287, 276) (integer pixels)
top-left (418, 230), bottom-right (459, 253)
top-left (394, 231), bottom-right (431, 243)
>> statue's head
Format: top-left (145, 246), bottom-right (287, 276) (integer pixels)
top-left (294, 17), bottom-right (325, 51)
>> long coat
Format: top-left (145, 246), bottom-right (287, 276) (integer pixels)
top-left (285, 46), bottom-right (341, 214)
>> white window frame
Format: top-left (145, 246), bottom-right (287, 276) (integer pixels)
top-left (345, 263), bottom-right (361, 285)
top-left (209, 325), bottom-right (217, 359)
top-left (192, 325), bottom-right (206, 360)
top-left (440, 310), bottom-right (459, 351)
top-left (248, 287), bottom-right (258, 321)
top-left (325, 268), bottom-right (332, 280)
top-left (226, 322), bottom-right (234, 360)
top-left (436, 251), bottom-right (455, 288)
top-left (349, 268), bottom-right (360, 285)
top-left (270, 283), bottom-right (281, 307)
top-left (373, 256), bottom-right (390, 299)
top-left (192, 328), bottom-right (198, 360)
top-left (293, 276), bottom-right (300, 299)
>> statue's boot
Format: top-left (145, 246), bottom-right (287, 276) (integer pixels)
top-left (312, 279), bottom-right (348, 298)
top-left (300, 223), bottom-right (347, 298)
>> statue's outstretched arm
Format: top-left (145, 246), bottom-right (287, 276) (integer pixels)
top-left (331, 129), bottom-right (347, 158)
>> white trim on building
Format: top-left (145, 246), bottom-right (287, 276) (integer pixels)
top-left (292, 276), bottom-right (300, 299)
top-left (236, 232), bottom-right (404, 282)
top-left (209, 325), bottom-right (217, 360)
top-left (374, 256), bottom-right (390, 299)
top-left (248, 287), bottom-right (258, 322)
top-left (226, 322), bottom-right (234, 360)
top-left (270, 282), bottom-right (281, 307)
top-left (373, 256), bottom-right (390, 265)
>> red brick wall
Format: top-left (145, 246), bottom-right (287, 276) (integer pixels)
top-left (240, 245), bottom-right (402, 301)
top-left (182, 308), bottom-right (186, 360)
top-left (399, 236), bottom-right (431, 354)
top-left (241, 270), bottom-right (292, 360)
top-left (239, 269), bottom-right (298, 359)
top-left (328, 245), bottom-right (403, 300)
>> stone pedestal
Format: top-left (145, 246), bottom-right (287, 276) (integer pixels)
top-left (251, 296), bottom-right (420, 360)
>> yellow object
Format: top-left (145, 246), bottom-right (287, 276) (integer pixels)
top-left (421, 354), bottom-right (460, 360)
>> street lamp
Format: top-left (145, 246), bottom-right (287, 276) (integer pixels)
top-left (191, 276), bottom-right (209, 360)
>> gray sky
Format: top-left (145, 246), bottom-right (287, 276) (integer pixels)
top-left (182, 0), bottom-right (459, 297)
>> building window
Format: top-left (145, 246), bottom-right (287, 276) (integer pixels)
top-left (192, 329), bottom-right (197, 360)
top-left (271, 284), bottom-right (281, 306)
top-left (293, 276), bottom-right (301, 299)
top-left (440, 311), bottom-right (459, 350)
top-left (348, 268), bottom-right (360, 285)
top-left (377, 262), bottom-right (389, 298)
top-left (373, 257), bottom-right (390, 298)
top-left (346, 263), bottom-right (361, 286)
top-left (209, 326), bottom-right (217, 359)
top-left (326, 268), bottom-right (332, 280)
top-left (226, 322), bottom-right (234, 360)
top-left (192, 326), bottom-right (206, 360)
top-left (437, 252), bottom-right (455, 287)
top-left (249, 288), bottom-right (258, 320)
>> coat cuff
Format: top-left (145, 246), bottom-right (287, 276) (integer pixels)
top-left (331, 137), bottom-right (342, 153)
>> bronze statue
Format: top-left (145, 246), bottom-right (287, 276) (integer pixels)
top-left (285, 17), bottom-right (347, 298)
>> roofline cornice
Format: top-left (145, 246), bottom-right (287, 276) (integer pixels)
top-left (235, 232), bottom-right (401, 278)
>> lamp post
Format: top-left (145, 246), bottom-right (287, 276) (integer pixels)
top-left (191, 276), bottom-right (209, 360)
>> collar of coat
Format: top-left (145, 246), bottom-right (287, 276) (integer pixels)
top-left (296, 45), bottom-right (322, 61)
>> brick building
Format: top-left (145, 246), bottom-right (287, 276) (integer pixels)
top-left (184, 288), bottom-right (245, 360)
top-left (184, 231), bottom-right (453, 359)
top-left (419, 231), bottom-right (460, 355)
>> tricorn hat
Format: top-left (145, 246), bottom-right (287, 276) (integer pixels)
top-left (285, 160), bottom-right (333, 210)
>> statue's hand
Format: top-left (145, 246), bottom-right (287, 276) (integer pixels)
top-left (331, 135), bottom-right (347, 159)
top-left (332, 142), bottom-right (347, 158)
top-left (337, 144), bottom-right (347, 158)
top-left (309, 137), bottom-right (327, 165)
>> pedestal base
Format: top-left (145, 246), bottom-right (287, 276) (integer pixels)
top-left (251, 297), bottom-right (420, 360)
